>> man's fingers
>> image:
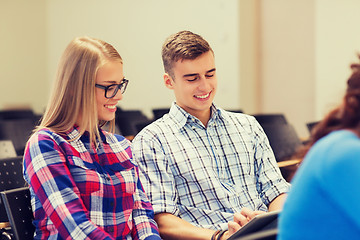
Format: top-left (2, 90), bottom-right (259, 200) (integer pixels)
top-left (240, 207), bottom-right (266, 221)
top-left (234, 212), bottom-right (250, 226)
top-left (228, 221), bottom-right (241, 235)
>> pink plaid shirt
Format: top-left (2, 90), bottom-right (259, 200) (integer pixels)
top-left (23, 126), bottom-right (160, 240)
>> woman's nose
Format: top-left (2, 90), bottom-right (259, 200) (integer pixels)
top-left (113, 89), bottom-right (123, 100)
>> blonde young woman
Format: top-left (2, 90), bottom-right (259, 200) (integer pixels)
top-left (23, 37), bottom-right (161, 240)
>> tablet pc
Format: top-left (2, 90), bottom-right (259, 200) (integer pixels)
top-left (227, 210), bottom-right (280, 240)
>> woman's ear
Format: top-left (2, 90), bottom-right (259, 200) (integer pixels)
top-left (164, 73), bottom-right (174, 90)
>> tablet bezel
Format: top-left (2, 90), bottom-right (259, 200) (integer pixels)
top-left (227, 210), bottom-right (280, 240)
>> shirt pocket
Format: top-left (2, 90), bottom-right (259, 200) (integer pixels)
top-left (108, 163), bottom-right (137, 197)
top-left (67, 156), bottom-right (102, 195)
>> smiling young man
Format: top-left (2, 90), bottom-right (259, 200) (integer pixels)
top-left (132, 31), bottom-right (290, 240)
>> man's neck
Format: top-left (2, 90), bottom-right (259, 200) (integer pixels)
top-left (188, 108), bottom-right (212, 128)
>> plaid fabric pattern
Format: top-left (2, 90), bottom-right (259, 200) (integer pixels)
top-left (23, 126), bottom-right (160, 240)
top-left (132, 103), bottom-right (290, 230)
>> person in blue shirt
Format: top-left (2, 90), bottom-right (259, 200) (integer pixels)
top-left (278, 56), bottom-right (360, 239)
top-left (132, 30), bottom-right (290, 240)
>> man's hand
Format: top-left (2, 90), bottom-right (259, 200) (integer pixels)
top-left (226, 208), bottom-right (266, 237)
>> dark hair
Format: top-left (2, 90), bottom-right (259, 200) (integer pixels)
top-left (300, 57), bottom-right (360, 157)
top-left (161, 30), bottom-right (213, 79)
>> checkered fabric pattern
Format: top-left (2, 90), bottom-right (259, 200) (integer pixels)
top-left (24, 126), bottom-right (160, 240)
top-left (132, 103), bottom-right (290, 230)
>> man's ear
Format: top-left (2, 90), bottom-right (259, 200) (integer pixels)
top-left (164, 73), bottom-right (174, 90)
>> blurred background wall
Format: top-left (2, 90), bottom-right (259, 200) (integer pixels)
top-left (1, 0), bottom-right (360, 138)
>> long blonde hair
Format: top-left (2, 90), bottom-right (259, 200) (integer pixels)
top-left (38, 36), bottom-right (123, 143)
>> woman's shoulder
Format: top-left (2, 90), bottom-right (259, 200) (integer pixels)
top-left (24, 128), bottom-right (72, 160)
top-left (29, 127), bottom-right (56, 141)
top-left (31, 127), bottom-right (66, 140)
top-left (313, 130), bottom-right (360, 154)
top-left (306, 130), bottom-right (360, 174)
top-left (27, 127), bottom-right (70, 150)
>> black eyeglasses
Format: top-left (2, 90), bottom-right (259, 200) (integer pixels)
top-left (95, 79), bottom-right (129, 98)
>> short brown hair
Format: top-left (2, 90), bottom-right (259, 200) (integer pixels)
top-left (162, 30), bottom-right (213, 79)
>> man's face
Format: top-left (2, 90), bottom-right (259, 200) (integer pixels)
top-left (165, 51), bottom-right (217, 119)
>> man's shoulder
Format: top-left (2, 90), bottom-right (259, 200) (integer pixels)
top-left (219, 109), bottom-right (257, 125)
top-left (134, 116), bottom-right (178, 141)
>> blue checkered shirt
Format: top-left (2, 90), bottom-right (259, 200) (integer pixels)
top-left (132, 103), bottom-right (290, 230)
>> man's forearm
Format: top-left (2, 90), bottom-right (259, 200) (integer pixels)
top-left (154, 212), bottom-right (216, 240)
top-left (268, 193), bottom-right (287, 212)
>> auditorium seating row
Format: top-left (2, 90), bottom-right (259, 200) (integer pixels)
top-left (0, 108), bottom-right (321, 180)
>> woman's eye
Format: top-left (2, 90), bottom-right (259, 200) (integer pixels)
top-left (205, 74), bottom-right (214, 78)
top-left (107, 85), bottom-right (116, 91)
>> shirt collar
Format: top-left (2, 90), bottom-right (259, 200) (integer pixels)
top-left (64, 125), bottom-right (108, 144)
top-left (168, 102), bottom-right (225, 128)
top-left (63, 125), bottom-right (82, 141)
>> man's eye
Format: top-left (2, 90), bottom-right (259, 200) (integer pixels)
top-left (187, 77), bottom-right (198, 82)
top-left (206, 74), bottom-right (214, 78)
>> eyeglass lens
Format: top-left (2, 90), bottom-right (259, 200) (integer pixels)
top-left (106, 81), bottom-right (128, 98)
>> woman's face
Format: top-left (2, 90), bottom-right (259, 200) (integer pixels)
top-left (95, 60), bottom-right (124, 122)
